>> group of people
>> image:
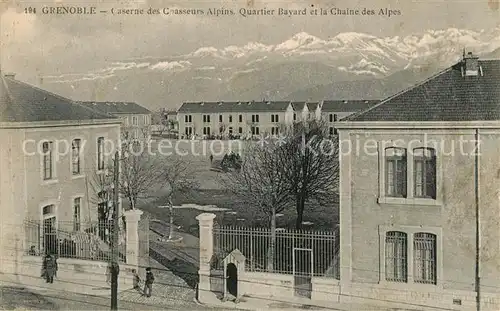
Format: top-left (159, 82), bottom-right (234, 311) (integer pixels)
top-left (41, 253), bottom-right (156, 298)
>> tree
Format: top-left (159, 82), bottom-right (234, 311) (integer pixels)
top-left (221, 140), bottom-right (291, 271)
top-left (120, 131), bottom-right (163, 210)
top-left (280, 120), bottom-right (340, 229)
top-left (160, 156), bottom-right (200, 240)
top-left (152, 110), bottom-right (172, 137)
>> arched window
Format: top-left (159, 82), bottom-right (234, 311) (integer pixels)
top-left (414, 232), bottom-right (437, 284)
top-left (385, 231), bottom-right (407, 282)
top-left (385, 147), bottom-right (407, 197)
top-left (413, 148), bottom-right (436, 199)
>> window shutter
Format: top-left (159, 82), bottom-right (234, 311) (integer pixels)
top-left (426, 159), bottom-right (436, 199)
top-left (414, 160), bottom-right (423, 197)
top-left (386, 160), bottom-right (394, 195)
top-left (396, 159), bottom-right (407, 197)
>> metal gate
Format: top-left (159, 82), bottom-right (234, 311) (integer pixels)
top-left (43, 217), bottom-right (58, 255)
top-left (293, 248), bottom-right (313, 298)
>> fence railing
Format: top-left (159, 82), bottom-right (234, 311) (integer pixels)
top-left (213, 225), bottom-right (340, 279)
top-left (24, 220), bottom-right (126, 263)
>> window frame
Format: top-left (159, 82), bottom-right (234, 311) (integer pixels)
top-left (42, 141), bottom-right (54, 180)
top-left (413, 232), bottom-right (437, 285)
top-left (97, 137), bottom-right (105, 171)
top-left (384, 231), bottom-right (408, 283)
top-left (378, 225), bottom-right (443, 288)
top-left (71, 139), bottom-right (82, 175)
top-left (377, 142), bottom-right (442, 206)
top-left (73, 197), bottom-right (82, 232)
top-left (413, 148), bottom-right (437, 199)
top-left (385, 147), bottom-right (407, 198)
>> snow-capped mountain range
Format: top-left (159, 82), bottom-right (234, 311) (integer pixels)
top-left (42, 28), bottom-right (500, 110)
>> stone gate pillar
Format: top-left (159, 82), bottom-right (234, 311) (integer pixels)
top-left (196, 213), bottom-right (216, 303)
top-left (124, 209), bottom-right (143, 268)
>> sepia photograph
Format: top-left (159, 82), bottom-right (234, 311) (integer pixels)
top-left (0, 0), bottom-right (499, 310)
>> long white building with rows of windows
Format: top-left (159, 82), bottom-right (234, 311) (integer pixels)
top-left (175, 100), bottom-right (378, 139)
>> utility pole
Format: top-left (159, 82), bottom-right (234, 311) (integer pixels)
top-left (474, 128), bottom-right (481, 311)
top-left (111, 151), bottom-right (120, 310)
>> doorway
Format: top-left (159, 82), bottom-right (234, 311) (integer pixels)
top-left (293, 248), bottom-right (313, 298)
top-left (226, 263), bottom-right (238, 297)
top-left (42, 205), bottom-right (58, 255)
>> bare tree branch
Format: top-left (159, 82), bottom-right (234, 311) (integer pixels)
top-left (220, 140), bottom-right (293, 272)
top-left (120, 133), bottom-right (163, 210)
top-left (279, 119), bottom-right (340, 229)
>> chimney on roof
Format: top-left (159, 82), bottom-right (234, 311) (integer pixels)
top-left (462, 51), bottom-right (481, 77)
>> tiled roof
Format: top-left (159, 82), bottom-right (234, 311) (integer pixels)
top-left (177, 101), bottom-right (292, 113)
top-left (291, 102), bottom-right (305, 110)
top-left (306, 102), bottom-right (319, 111)
top-left (321, 100), bottom-right (379, 112)
top-left (345, 59), bottom-right (500, 122)
top-left (79, 101), bottom-right (151, 115)
top-left (0, 74), bottom-right (117, 123)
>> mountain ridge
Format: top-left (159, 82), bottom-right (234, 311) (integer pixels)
top-left (38, 27), bottom-right (500, 110)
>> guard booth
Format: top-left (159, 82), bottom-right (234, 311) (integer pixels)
top-left (222, 249), bottom-right (245, 302)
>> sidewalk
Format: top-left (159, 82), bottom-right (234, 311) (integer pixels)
top-left (0, 267), bottom-right (224, 310)
top-left (197, 292), bottom-right (437, 311)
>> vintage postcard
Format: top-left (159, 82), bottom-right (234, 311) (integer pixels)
top-left (1, 0), bottom-right (499, 310)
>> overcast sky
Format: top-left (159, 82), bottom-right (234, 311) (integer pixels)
top-left (1, 0), bottom-right (500, 80)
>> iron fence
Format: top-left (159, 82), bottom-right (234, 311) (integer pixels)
top-left (213, 224), bottom-right (340, 279)
top-left (24, 220), bottom-right (126, 262)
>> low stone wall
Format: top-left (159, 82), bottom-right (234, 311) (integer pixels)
top-left (21, 256), bottom-right (134, 287)
top-left (341, 282), bottom-right (500, 311)
top-left (203, 269), bottom-right (500, 311)
top-left (311, 277), bottom-right (340, 302)
top-left (239, 272), bottom-right (294, 299)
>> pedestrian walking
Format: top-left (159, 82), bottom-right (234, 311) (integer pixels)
top-left (42, 253), bottom-right (58, 283)
top-left (143, 267), bottom-right (155, 297)
top-left (209, 154), bottom-right (213, 163)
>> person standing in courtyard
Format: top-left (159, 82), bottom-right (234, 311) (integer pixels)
top-left (143, 267), bottom-right (155, 297)
top-left (209, 154), bottom-right (213, 164)
top-left (42, 253), bottom-right (58, 283)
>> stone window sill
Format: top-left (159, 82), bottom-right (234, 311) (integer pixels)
top-left (377, 197), bottom-right (442, 207)
top-left (41, 179), bottom-right (58, 186)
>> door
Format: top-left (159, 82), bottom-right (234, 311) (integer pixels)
top-left (226, 263), bottom-right (238, 298)
top-left (293, 248), bottom-right (313, 298)
top-left (43, 216), bottom-right (57, 256)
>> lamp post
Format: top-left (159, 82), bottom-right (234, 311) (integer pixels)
top-left (110, 151), bottom-right (120, 310)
